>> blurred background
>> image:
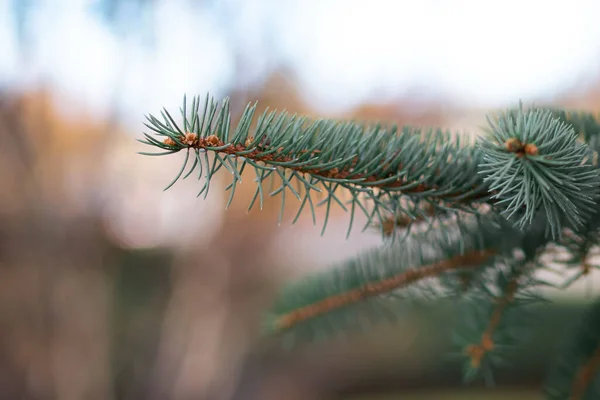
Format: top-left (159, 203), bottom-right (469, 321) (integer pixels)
top-left (1, 1), bottom-right (600, 399)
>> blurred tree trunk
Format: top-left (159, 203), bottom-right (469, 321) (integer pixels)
top-left (0, 90), bottom-right (115, 399)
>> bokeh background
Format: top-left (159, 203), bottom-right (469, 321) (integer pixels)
top-left (2, 1), bottom-right (600, 399)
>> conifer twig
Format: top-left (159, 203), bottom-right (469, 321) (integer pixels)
top-left (465, 275), bottom-right (520, 368)
top-left (570, 343), bottom-right (600, 400)
top-left (274, 249), bottom-right (497, 332)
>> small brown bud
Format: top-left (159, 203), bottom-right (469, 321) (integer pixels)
top-left (524, 143), bottom-right (538, 156)
top-left (183, 132), bottom-right (197, 146)
top-left (327, 167), bottom-right (339, 177)
top-left (206, 135), bottom-right (220, 147)
top-left (164, 137), bottom-right (177, 147)
top-left (504, 138), bottom-right (523, 153)
top-left (245, 136), bottom-right (254, 147)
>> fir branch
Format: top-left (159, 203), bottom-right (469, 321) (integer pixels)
top-left (274, 248), bottom-right (496, 333)
top-left (140, 95), bottom-right (600, 240)
top-left (453, 257), bottom-right (544, 386)
top-left (553, 109), bottom-right (600, 155)
top-left (161, 95), bottom-right (488, 235)
top-left (450, 215), bottom-right (551, 385)
top-left (545, 299), bottom-right (600, 400)
top-left (542, 229), bottom-right (600, 290)
top-left (374, 199), bottom-right (444, 238)
top-left (264, 215), bottom-right (519, 342)
top-left (570, 345), bottom-right (600, 400)
top-left (479, 102), bottom-right (600, 238)
top-left (464, 272), bottom-right (520, 369)
top-left (139, 94), bottom-right (600, 396)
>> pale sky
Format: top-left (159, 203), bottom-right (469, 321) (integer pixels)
top-left (3, 0), bottom-right (600, 266)
top-left (2, 0), bottom-right (600, 128)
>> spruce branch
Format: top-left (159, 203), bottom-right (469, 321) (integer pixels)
top-left (140, 94), bottom-right (491, 236)
top-left (139, 95), bottom-right (600, 240)
top-left (541, 229), bottom-right (600, 291)
top-left (479, 103), bottom-right (600, 238)
top-left (554, 109), bottom-right (600, 155)
top-left (274, 249), bottom-right (496, 333)
top-left (263, 215), bottom-right (520, 343)
top-left (140, 94), bottom-right (600, 395)
top-left (545, 299), bottom-right (600, 400)
top-left (570, 346), bottom-right (600, 400)
top-left (463, 276), bottom-right (519, 370)
top-left (455, 257), bottom-right (543, 385)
